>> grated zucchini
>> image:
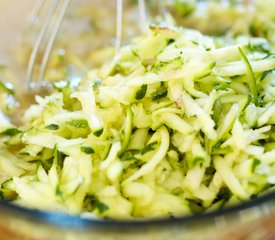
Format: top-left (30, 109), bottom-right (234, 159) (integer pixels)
top-left (0, 24), bottom-right (274, 219)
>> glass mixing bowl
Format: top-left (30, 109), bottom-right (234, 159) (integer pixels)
top-left (0, 1), bottom-right (274, 239)
top-left (0, 192), bottom-right (274, 240)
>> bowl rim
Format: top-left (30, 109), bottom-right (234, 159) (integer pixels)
top-left (0, 190), bottom-right (274, 230)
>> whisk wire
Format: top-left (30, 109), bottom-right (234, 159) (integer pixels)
top-left (26, 0), bottom-right (59, 89)
top-left (115, 0), bottom-right (123, 53)
top-left (38, 0), bottom-right (71, 85)
top-left (26, 0), bottom-right (71, 89)
top-left (27, 0), bottom-right (147, 89)
top-left (115, 0), bottom-right (147, 53)
top-left (138, 0), bottom-right (147, 32)
top-left (27, 0), bottom-right (45, 26)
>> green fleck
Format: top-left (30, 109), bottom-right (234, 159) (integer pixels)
top-left (81, 146), bottom-right (95, 154)
top-left (41, 158), bottom-right (53, 171)
top-left (18, 151), bottom-right (30, 156)
top-left (84, 195), bottom-right (109, 214)
top-left (1, 128), bottom-right (21, 136)
top-left (120, 151), bottom-right (144, 168)
top-left (53, 147), bottom-right (63, 168)
top-left (66, 119), bottom-right (89, 129)
top-left (121, 151), bottom-right (141, 164)
top-left (167, 39), bottom-right (175, 45)
top-left (45, 124), bottom-right (59, 130)
top-left (96, 201), bottom-right (109, 213)
top-left (115, 63), bottom-right (122, 73)
top-left (261, 70), bottom-right (272, 81)
top-left (0, 81), bottom-right (14, 95)
top-left (136, 84), bottom-right (148, 100)
top-left (0, 189), bottom-right (17, 201)
top-left (248, 41), bottom-right (270, 53)
top-left (193, 157), bottom-right (205, 166)
top-left (238, 47), bottom-right (258, 105)
top-left (119, 106), bottom-right (133, 156)
top-left (55, 186), bottom-right (64, 201)
top-left (152, 87), bottom-right (168, 101)
top-left (122, 153), bottom-right (139, 162)
top-left (188, 199), bottom-right (204, 214)
top-left (205, 165), bottom-right (216, 175)
top-left (121, 151), bottom-right (133, 161)
top-left (93, 128), bottom-right (103, 137)
top-left (215, 186), bottom-right (232, 203)
top-left (1, 179), bottom-right (13, 189)
top-left (252, 159), bottom-right (261, 172)
top-left (131, 48), bottom-right (139, 57)
top-left (212, 98), bottom-right (221, 126)
top-left (264, 142), bottom-right (275, 151)
top-left (152, 61), bottom-right (169, 72)
top-left (93, 78), bottom-right (103, 88)
top-left (204, 165), bottom-right (216, 186)
top-left (141, 141), bottom-right (158, 155)
top-left (249, 23), bottom-right (258, 37)
top-left (214, 84), bottom-right (230, 91)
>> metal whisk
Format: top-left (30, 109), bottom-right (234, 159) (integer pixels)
top-left (26, 0), bottom-right (71, 89)
top-left (26, 0), bottom-right (148, 90)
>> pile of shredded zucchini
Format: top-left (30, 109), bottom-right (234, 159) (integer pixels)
top-left (0, 24), bottom-right (275, 219)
